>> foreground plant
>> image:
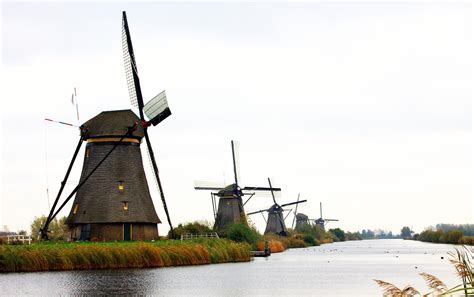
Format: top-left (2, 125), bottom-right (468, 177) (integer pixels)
top-left (373, 279), bottom-right (420, 297)
top-left (374, 247), bottom-right (473, 296)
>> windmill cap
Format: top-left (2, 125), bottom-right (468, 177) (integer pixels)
top-left (81, 109), bottom-right (144, 140)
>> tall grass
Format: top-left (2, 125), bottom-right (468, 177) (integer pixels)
top-left (0, 239), bottom-right (250, 273)
top-left (374, 246), bottom-right (474, 296)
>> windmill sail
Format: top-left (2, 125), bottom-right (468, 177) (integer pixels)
top-left (144, 91), bottom-right (172, 126)
top-left (121, 11), bottom-right (174, 237)
top-left (122, 11), bottom-right (143, 110)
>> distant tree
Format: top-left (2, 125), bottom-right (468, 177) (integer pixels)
top-left (329, 228), bottom-right (345, 241)
top-left (31, 215), bottom-right (68, 241)
top-left (401, 226), bottom-right (413, 238)
top-left (443, 230), bottom-right (463, 244)
top-left (169, 221), bottom-right (213, 239)
top-left (18, 230), bottom-right (27, 235)
top-left (366, 229), bottom-right (375, 238)
top-left (295, 224), bottom-right (326, 242)
top-left (436, 224), bottom-right (474, 236)
top-left (345, 231), bottom-right (362, 241)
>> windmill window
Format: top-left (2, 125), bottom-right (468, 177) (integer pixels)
top-left (73, 204), bottom-right (79, 214)
top-left (122, 202), bottom-right (129, 211)
top-left (118, 181), bottom-right (125, 193)
top-left (85, 149), bottom-right (90, 158)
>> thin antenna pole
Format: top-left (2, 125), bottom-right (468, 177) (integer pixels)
top-left (231, 140), bottom-right (238, 186)
top-left (320, 202), bottom-right (323, 219)
top-left (43, 119), bottom-right (50, 211)
top-left (74, 87), bottom-right (80, 125)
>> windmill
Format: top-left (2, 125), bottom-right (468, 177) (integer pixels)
top-left (294, 213), bottom-right (310, 230)
top-left (247, 178), bottom-right (307, 236)
top-left (295, 202), bottom-right (339, 231)
top-left (194, 141), bottom-right (281, 231)
top-left (39, 11), bottom-right (174, 241)
top-left (314, 202), bottom-right (339, 230)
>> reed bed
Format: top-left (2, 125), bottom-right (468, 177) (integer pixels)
top-left (257, 240), bottom-right (285, 253)
top-left (256, 235), bottom-right (307, 253)
top-left (0, 239), bottom-right (251, 273)
top-left (460, 236), bottom-right (474, 245)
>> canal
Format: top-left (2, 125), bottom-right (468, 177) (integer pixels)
top-left (0, 239), bottom-right (460, 296)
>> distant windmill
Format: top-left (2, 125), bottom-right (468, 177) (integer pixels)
top-left (294, 202), bottom-right (338, 231)
top-left (314, 202), bottom-right (339, 230)
top-left (294, 213), bottom-right (310, 230)
top-left (247, 178), bottom-right (307, 236)
top-left (194, 141), bottom-right (281, 231)
top-left (40, 11), bottom-right (174, 241)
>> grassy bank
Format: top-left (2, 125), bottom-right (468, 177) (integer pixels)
top-left (0, 239), bottom-right (250, 273)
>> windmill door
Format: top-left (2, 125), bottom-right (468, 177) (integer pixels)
top-left (123, 223), bottom-right (131, 241)
top-left (79, 224), bottom-right (91, 241)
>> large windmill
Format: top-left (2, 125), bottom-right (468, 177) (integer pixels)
top-left (194, 141), bottom-right (281, 231)
top-left (247, 178), bottom-right (307, 236)
top-left (39, 11), bottom-right (174, 241)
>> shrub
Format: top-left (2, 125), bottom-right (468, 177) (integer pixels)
top-left (303, 234), bottom-right (316, 246)
top-left (295, 224), bottom-right (326, 242)
top-left (443, 230), bottom-right (463, 244)
top-left (328, 228), bottom-right (345, 241)
top-left (418, 230), bottom-right (444, 243)
top-left (169, 221), bottom-right (213, 239)
top-left (288, 236), bottom-right (309, 247)
top-left (459, 236), bottom-right (474, 245)
top-left (225, 223), bottom-right (260, 248)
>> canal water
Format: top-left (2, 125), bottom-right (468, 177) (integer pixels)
top-left (0, 239), bottom-right (460, 296)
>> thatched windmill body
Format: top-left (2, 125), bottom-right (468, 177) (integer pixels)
top-left (65, 110), bottom-right (162, 241)
top-left (40, 12), bottom-right (174, 241)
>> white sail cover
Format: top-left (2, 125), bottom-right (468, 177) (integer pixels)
top-left (144, 90), bottom-right (171, 126)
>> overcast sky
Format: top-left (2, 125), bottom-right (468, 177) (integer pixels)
top-left (1, 2), bottom-right (472, 235)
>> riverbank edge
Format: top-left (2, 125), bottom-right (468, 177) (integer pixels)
top-left (0, 239), bottom-right (251, 273)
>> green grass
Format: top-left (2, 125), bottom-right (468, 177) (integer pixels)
top-left (0, 239), bottom-right (251, 273)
